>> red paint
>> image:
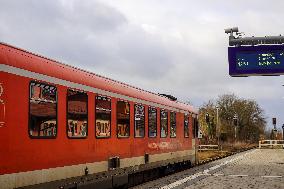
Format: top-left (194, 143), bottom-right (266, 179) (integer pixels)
top-left (0, 43), bottom-right (197, 175)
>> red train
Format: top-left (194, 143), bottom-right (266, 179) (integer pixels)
top-left (0, 43), bottom-right (198, 189)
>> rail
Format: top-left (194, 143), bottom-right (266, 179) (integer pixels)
top-left (258, 140), bottom-right (284, 149)
top-left (198, 144), bottom-right (219, 151)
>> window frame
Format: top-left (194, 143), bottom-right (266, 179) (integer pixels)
top-left (134, 103), bottom-right (145, 138)
top-left (160, 109), bottom-right (168, 138)
top-left (148, 106), bottom-right (157, 138)
top-left (66, 89), bottom-right (88, 139)
top-left (95, 95), bottom-right (112, 139)
top-left (116, 100), bottom-right (130, 138)
top-left (170, 111), bottom-right (177, 138)
top-left (28, 80), bottom-right (58, 139)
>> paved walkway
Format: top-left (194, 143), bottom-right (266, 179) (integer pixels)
top-left (134, 149), bottom-right (284, 189)
top-left (185, 149), bottom-right (284, 189)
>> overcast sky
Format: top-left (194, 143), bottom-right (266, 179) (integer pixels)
top-left (1, 0), bottom-right (284, 130)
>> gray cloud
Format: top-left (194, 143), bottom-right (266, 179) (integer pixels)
top-left (0, 0), bottom-right (175, 82)
top-left (1, 0), bottom-right (284, 129)
top-left (0, 0), bottom-right (127, 64)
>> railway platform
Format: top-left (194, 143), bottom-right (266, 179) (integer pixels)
top-left (133, 149), bottom-right (284, 189)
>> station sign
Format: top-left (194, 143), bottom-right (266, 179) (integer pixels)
top-left (228, 45), bottom-right (284, 76)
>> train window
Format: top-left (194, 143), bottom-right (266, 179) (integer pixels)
top-left (148, 107), bottom-right (157, 137)
top-left (134, 104), bottom-right (145, 138)
top-left (195, 118), bottom-right (199, 138)
top-left (29, 81), bottom-right (57, 138)
top-left (192, 115), bottom-right (198, 138)
top-left (184, 114), bottom-right (189, 138)
top-left (160, 109), bottom-right (168, 138)
top-left (170, 112), bottom-right (176, 138)
top-left (67, 89), bottom-right (88, 138)
top-left (95, 95), bottom-right (111, 138)
top-left (117, 101), bottom-right (130, 138)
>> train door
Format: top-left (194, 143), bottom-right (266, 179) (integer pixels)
top-left (0, 82), bottom-right (5, 127)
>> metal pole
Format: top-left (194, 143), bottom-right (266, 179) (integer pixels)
top-left (282, 124), bottom-right (284, 140)
top-left (225, 27), bottom-right (284, 46)
top-left (233, 114), bottom-right (238, 145)
top-left (229, 36), bottom-right (284, 46)
top-left (216, 106), bottom-right (220, 149)
top-left (234, 126), bottom-right (237, 143)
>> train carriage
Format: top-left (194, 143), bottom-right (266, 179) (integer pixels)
top-left (0, 43), bottom-right (198, 189)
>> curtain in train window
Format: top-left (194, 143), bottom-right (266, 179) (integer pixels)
top-left (134, 104), bottom-right (145, 138)
top-left (170, 112), bottom-right (176, 138)
top-left (160, 109), bottom-right (168, 138)
top-left (184, 114), bottom-right (190, 138)
top-left (148, 107), bottom-right (157, 137)
top-left (67, 89), bottom-right (88, 138)
top-left (117, 101), bottom-right (130, 138)
top-left (29, 81), bottom-right (57, 138)
top-left (96, 95), bottom-right (111, 138)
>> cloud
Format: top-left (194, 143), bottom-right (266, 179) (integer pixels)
top-left (0, 0), bottom-right (127, 65)
top-left (0, 0), bottom-right (176, 82)
top-left (1, 0), bottom-right (284, 128)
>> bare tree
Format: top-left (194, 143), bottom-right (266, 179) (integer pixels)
top-left (199, 94), bottom-right (266, 143)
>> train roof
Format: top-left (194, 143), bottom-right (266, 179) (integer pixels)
top-left (0, 42), bottom-right (197, 114)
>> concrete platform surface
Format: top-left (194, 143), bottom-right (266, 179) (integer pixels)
top-left (134, 149), bottom-right (284, 189)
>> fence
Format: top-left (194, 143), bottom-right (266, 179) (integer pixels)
top-left (198, 144), bottom-right (219, 151)
top-left (258, 140), bottom-right (284, 149)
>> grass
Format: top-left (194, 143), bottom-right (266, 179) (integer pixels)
top-left (197, 142), bottom-right (257, 162)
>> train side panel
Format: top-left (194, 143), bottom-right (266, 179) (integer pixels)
top-left (0, 72), bottom-right (195, 188)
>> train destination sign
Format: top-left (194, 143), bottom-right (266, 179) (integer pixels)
top-left (228, 45), bottom-right (284, 76)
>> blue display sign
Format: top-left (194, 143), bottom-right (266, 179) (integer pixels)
top-left (228, 45), bottom-right (284, 76)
